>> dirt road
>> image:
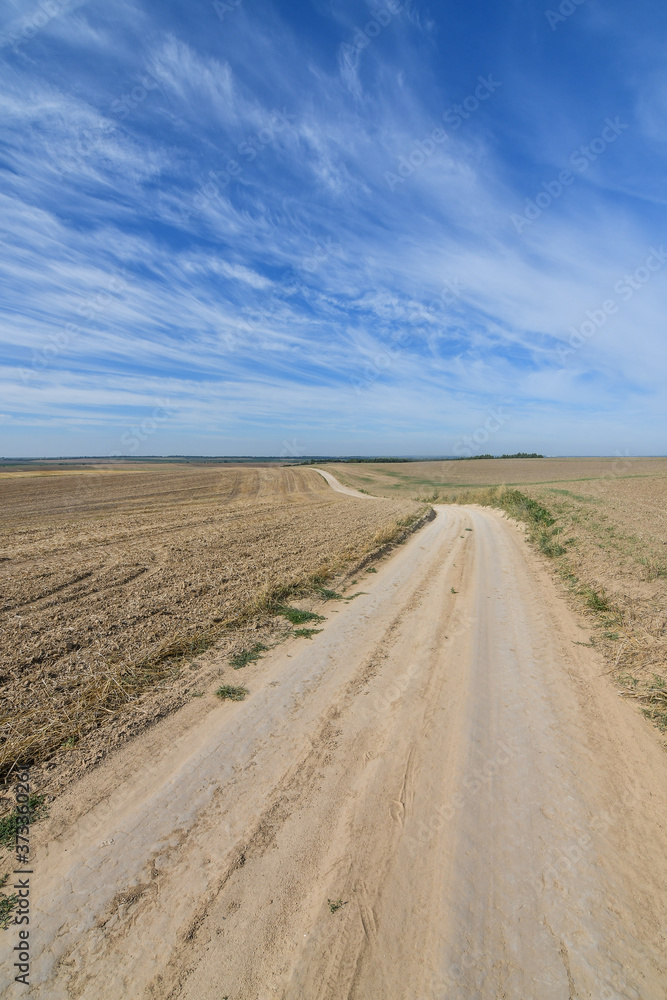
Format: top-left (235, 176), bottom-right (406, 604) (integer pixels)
top-left (12, 500), bottom-right (667, 998)
top-left (312, 467), bottom-right (371, 498)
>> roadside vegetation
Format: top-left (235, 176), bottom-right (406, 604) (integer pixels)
top-left (433, 480), bottom-right (667, 737)
top-left (0, 794), bottom-right (47, 930)
top-left (216, 685), bottom-right (248, 702)
top-left (320, 456), bottom-right (667, 737)
top-left (0, 464), bottom-right (429, 787)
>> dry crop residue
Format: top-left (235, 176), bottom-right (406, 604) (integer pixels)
top-left (0, 464), bottom-right (420, 782)
top-left (522, 474), bottom-right (667, 733)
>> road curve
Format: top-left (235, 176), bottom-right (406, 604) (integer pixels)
top-left (312, 467), bottom-right (372, 498)
top-left (15, 505), bottom-right (667, 999)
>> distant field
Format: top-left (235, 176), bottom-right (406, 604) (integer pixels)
top-left (324, 457), bottom-right (667, 733)
top-left (0, 464), bottom-right (421, 779)
top-left (320, 456), bottom-right (667, 495)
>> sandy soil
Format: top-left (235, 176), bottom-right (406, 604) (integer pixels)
top-left (9, 489), bottom-right (667, 998)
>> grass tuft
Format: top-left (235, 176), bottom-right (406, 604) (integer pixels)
top-left (215, 685), bottom-right (248, 702)
top-left (0, 794), bottom-right (47, 851)
top-left (230, 643), bottom-right (267, 669)
top-left (581, 586), bottom-right (611, 613)
top-left (315, 587), bottom-right (343, 601)
top-left (328, 897), bottom-right (348, 914)
top-left (293, 628), bottom-right (323, 639)
top-left (275, 605), bottom-right (325, 625)
top-left (0, 875), bottom-right (17, 931)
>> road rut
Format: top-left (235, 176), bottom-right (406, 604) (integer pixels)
top-left (11, 503), bottom-right (667, 998)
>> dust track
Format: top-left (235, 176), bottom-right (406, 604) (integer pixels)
top-left (14, 501), bottom-right (667, 998)
top-left (312, 467), bottom-right (371, 498)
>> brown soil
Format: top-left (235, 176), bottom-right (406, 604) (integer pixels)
top-left (0, 464), bottom-right (421, 790)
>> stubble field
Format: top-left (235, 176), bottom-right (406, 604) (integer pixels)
top-left (0, 463), bottom-right (422, 786)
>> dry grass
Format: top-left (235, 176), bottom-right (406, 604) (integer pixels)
top-left (0, 464), bottom-right (422, 781)
top-left (521, 477), bottom-right (667, 733)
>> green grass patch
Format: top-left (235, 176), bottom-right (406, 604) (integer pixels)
top-left (0, 875), bottom-right (17, 931)
top-left (0, 794), bottom-right (47, 851)
top-left (275, 605), bottom-right (326, 625)
top-left (328, 897), bottom-right (348, 914)
top-left (545, 488), bottom-right (600, 502)
top-left (581, 586), bottom-right (611, 613)
top-left (293, 628), bottom-right (323, 639)
top-left (215, 685), bottom-right (248, 702)
top-left (366, 567), bottom-right (377, 574)
top-left (315, 587), bottom-right (343, 601)
top-left (230, 643), bottom-right (267, 669)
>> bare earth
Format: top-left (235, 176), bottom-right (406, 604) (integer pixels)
top-left (0, 464), bottom-right (419, 784)
top-left (12, 483), bottom-right (667, 998)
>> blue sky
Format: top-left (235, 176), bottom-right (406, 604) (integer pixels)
top-left (1, 0), bottom-right (666, 457)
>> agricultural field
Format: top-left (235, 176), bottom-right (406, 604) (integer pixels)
top-left (0, 463), bottom-right (422, 787)
top-left (320, 456), bottom-right (667, 496)
top-left (324, 457), bottom-right (667, 733)
top-left (522, 475), bottom-right (667, 730)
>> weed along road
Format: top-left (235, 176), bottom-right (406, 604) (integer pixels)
top-left (19, 491), bottom-right (667, 997)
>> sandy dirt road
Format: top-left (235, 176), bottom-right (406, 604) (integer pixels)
top-left (312, 467), bottom-right (371, 498)
top-left (10, 499), bottom-right (667, 998)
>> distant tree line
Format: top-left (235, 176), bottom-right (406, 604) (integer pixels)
top-left (298, 457), bottom-right (413, 464)
top-left (461, 452), bottom-right (544, 460)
